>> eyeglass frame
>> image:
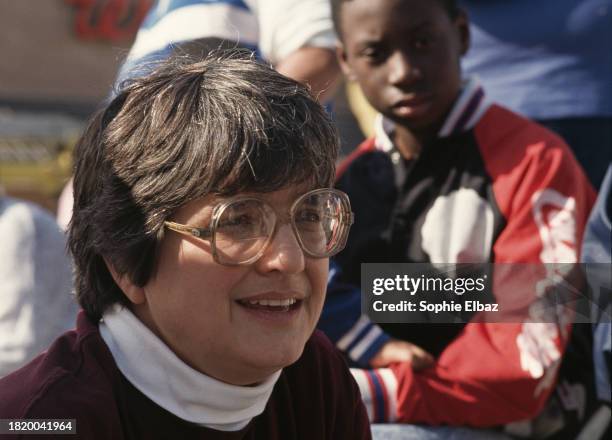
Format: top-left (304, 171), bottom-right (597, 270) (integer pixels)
top-left (164, 188), bottom-right (354, 266)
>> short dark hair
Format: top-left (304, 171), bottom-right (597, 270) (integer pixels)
top-left (69, 52), bottom-right (339, 320)
top-left (331, 0), bottom-right (460, 39)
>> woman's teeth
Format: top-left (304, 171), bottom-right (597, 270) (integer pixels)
top-left (247, 298), bottom-right (297, 307)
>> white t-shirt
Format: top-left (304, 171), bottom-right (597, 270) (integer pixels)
top-left (0, 197), bottom-right (76, 377)
top-left (119, 0), bottom-right (335, 81)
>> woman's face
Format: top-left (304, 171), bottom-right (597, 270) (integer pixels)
top-left (125, 186), bottom-right (328, 385)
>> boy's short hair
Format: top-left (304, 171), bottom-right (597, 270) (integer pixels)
top-left (330, 0), bottom-right (460, 39)
top-left (68, 52), bottom-right (339, 320)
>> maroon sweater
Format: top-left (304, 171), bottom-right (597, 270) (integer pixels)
top-left (0, 312), bottom-right (371, 439)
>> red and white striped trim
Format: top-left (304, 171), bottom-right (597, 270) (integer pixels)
top-left (350, 368), bottom-right (399, 422)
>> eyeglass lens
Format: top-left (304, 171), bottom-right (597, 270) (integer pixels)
top-left (213, 191), bottom-right (348, 264)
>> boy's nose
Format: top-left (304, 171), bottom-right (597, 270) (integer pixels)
top-left (388, 51), bottom-right (420, 86)
top-left (255, 223), bottom-right (306, 274)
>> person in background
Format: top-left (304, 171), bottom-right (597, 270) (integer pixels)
top-left (460, 0), bottom-right (612, 189)
top-left (117, 0), bottom-right (340, 101)
top-left (581, 164), bottom-right (612, 438)
top-left (0, 53), bottom-right (369, 439)
top-left (320, 0), bottom-right (597, 437)
top-left (0, 194), bottom-right (76, 378)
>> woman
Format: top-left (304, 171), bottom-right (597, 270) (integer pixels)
top-left (0, 53), bottom-right (369, 439)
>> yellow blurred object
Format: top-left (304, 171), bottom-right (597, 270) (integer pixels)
top-left (0, 111), bottom-right (81, 213)
top-left (0, 143), bottom-right (73, 195)
top-left (0, 138), bottom-right (75, 213)
top-left (345, 81), bottom-right (377, 138)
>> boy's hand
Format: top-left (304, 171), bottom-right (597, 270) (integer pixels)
top-left (370, 339), bottom-right (435, 371)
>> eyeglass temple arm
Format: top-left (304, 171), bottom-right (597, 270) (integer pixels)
top-left (336, 199), bottom-right (354, 226)
top-left (344, 211), bottom-right (355, 225)
top-left (164, 221), bottom-right (213, 239)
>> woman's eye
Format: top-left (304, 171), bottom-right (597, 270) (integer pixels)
top-left (219, 213), bottom-right (254, 228)
top-left (296, 209), bottom-right (322, 223)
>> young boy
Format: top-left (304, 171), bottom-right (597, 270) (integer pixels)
top-left (320, 0), bottom-right (597, 435)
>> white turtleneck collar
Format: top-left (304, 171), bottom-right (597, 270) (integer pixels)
top-left (99, 304), bottom-right (281, 431)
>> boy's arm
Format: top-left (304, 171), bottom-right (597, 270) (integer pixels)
top-left (321, 141), bottom-right (402, 367)
top-left (319, 260), bottom-right (391, 367)
top-left (275, 46), bottom-right (339, 102)
top-left (321, 141), bottom-right (435, 368)
top-left (255, 0), bottom-right (340, 101)
top-left (320, 261), bottom-right (434, 369)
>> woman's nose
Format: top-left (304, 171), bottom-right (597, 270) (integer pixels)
top-left (255, 223), bottom-right (306, 274)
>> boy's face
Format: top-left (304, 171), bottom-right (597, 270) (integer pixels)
top-left (337, 0), bottom-right (469, 133)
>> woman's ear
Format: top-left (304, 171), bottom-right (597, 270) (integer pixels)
top-left (104, 258), bottom-right (146, 305)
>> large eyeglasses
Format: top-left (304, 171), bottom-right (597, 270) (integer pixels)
top-left (164, 188), bottom-right (354, 266)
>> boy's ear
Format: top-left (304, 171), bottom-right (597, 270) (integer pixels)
top-left (104, 257), bottom-right (146, 305)
top-left (336, 43), bottom-right (357, 81)
top-left (455, 9), bottom-right (471, 56)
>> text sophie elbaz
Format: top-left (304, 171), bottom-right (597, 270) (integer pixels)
top-left (370, 274), bottom-right (499, 313)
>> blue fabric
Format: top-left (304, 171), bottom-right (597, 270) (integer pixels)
top-left (367, 371), bottom-right (387, 423)
top-left (115, 46), bottom-right (173, 88)
top-left (371, 424), bottom-right (512, 440)
top-left (537, 117), bottom-right (612, 189)
top-left (582, 165), bottom-right (612, 264)
top-left (345, 322), bottom-right (376, 354)
top-left (116, 0), bottom-right (262, 87)
top-left (594, 322), bottom-right (611, 402)
top-left (582, 164), bottom-right (612, 402)
top-left (318, 261), bottom-right (391, 366)
top-left (460, 0), bottom-right (612, 119)
top-left (115, 41), bottom-right (261, 87)
top-left (319, 261), bottom-right (363, 342)
top-left (142, 0), bottom-right (250, 29)
top-left (356, 333), bottom-right (390, 366)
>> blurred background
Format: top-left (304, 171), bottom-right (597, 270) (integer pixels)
top-left (0, 0), bottom-right (364, 215)
top-left (0, 0), bottom-right (154, 212)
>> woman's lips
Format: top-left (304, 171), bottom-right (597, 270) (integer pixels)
top-left (234, 298), bottom-right (304, 323)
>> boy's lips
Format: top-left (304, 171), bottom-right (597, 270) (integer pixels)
top-left (392, 94), bottom-right (434, 117)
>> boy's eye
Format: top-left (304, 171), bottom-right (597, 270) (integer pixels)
top-left (360, 45), bottom-right (386, 62)
top-left (413, 35), bottom-right (433, 49)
